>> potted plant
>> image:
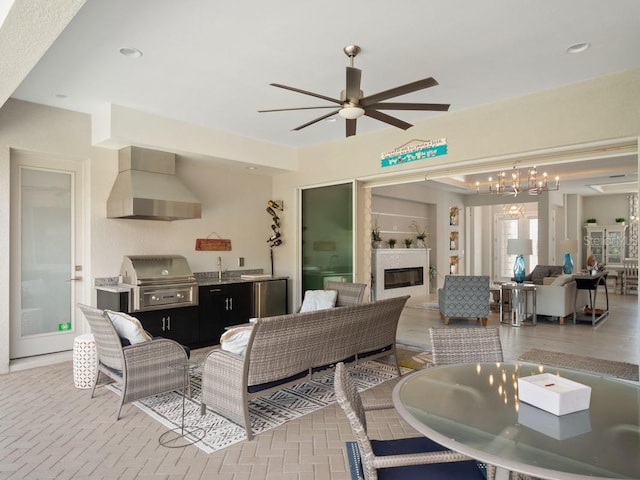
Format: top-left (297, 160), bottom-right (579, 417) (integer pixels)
top-left (586, 218), bottom-right (597, 226)
top-left (386, 238), bottom-right (397, 249)
top-left (409, 221), bottom-right (428, 247)
top-left (404, 238), bottom-right (413, 248)
top-left (616, 217), bottom-right (626, 225)
top-left (429, 265), bottom-right (437, 279)
top-left (371, 222), bottom-right (382, 248)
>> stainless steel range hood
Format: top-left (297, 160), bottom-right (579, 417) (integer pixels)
top-left (107, 146), bottom-right (202, 221)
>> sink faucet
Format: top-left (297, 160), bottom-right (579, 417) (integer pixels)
top-left (217, 256), bottom-right (223, 281)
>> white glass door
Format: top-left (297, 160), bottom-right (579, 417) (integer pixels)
top-left (10, 152), bottom-right (84, 359)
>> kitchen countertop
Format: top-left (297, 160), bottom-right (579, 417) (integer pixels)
top-left (95, 276), bottom-right (288, 291)
top-left (196, 276), bottom-right (288, 287)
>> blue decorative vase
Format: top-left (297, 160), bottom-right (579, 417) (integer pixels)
top-left (513, 255), bottom-right (526, 283)
top-left (563, 252), bottom-right (574, 274)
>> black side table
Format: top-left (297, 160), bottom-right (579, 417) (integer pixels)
top-left (573, 271), bottom-right (609, 326)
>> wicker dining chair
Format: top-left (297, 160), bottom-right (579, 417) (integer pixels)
top-left (334, 362), bottom-right (488, 480)
top-left (77, 303), bottom-right (189, 420)
top-left (429, 327), bottom-right (504, 366)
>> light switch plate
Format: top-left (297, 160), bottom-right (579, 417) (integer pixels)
top-left (238, 257), bottom-right (245, 267)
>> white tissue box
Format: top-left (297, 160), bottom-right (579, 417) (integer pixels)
top-left (518, 403), bottom-right (591, 439)
top-left (518, 373), bottom-right (591, 416)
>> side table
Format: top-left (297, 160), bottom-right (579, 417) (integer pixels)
top-left (73, 334), bottom-right (97, 389)
top-left (573, 271), bottom-right (609, 326)
top-left (500, 283), bottom-right (536, 327)
top-left (489, 283), bottom-right (503, 313)
top-left (159, 361), bottom-right (206, 448)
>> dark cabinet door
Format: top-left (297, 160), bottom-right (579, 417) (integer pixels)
top-left (225, 282), bottom-right (253, 326)
top-left (198, 283), bottom-right (253, 346)
top-left (199, 285), bottom-right (228, 344)
top-left (96, 290), bottom-right (129, 312)
top-left (135, 306), bottom-right (199, 346)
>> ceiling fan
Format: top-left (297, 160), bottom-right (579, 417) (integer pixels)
top-left (258, 45), bottom-right (450, 137)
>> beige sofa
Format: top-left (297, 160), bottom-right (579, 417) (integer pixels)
top-left (533, 274), bottom-right (587, 324)
top-left (200, 295), bottom-right (409, 439)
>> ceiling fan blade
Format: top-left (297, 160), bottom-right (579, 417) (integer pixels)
top-left (270, 83), bottom-right (342, 105)
top-left (258, 105), bottom-right (339, 113)
top-left (345, 67), bottom-right (362, 102)
top-left (292, 109), bottom-right (341, 131)
top-left (346, 118), bottom-right (357, 137)
top-left (366, 102), bottom-right (450, 112)
top-left (360, 77), bottom-right (439, 106)
top-left (365, 109), bottom-right (413, 130)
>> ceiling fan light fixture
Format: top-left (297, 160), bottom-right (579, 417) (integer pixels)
top-left (338, 105), bottom-right (365, 120)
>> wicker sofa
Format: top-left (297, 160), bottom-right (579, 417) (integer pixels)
top-left (200, 295), bottom-right (409, 439)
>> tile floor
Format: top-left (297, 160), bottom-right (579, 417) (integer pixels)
top-left (0, 294), bottom-right (637, 479)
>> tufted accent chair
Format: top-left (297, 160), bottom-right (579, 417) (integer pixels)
top-left (438, 275), bottom-right (490, 326)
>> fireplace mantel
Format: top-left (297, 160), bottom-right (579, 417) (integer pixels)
top-left (372, 248), bottom-right (430, 300)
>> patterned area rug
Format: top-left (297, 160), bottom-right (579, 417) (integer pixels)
top-left (518, 348), bottom-right (639, 381)
top-left (395, 347), bottom-right (433, 370)
top-left (125, 360), bottom-right (406, 454)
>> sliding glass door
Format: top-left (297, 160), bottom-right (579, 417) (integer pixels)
top-left (301, 183), bottom-right (353, 294)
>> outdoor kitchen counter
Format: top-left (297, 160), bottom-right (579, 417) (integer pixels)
top-left (95, 284), bottom-right (132, 293)
top-left (95, 275), bottom-right (289, 349)
top-left (195, 275), bottom-right (288, 287)
top-left (94, 274), bottom-right (288, 291)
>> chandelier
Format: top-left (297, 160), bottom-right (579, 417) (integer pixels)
top-left (503, 204), bottom-right (525, 218)
top-left (476, 165), bottom-right (560, 196)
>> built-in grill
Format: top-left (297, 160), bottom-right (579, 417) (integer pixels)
top-left (120, 255), bottom-right (198, 312)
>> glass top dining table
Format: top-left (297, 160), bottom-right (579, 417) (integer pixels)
top-left (392, 362), bottom-right (639, 480)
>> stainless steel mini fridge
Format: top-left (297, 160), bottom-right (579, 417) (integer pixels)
top-left (253, 279), bottom-right (287, 318)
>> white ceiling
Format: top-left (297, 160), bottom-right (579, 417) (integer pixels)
top-left (4, 0), bottom-right (640, 193)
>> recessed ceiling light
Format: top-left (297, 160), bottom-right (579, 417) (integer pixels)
top-left (566, 42), bottom-right (590, 54)
top-left (55, 93), bottom-right (68, 99)
top-left (327, 118), bottom-right (337, 123)
top-left (246, 166), bottom-right (257, 170)
top-left (119, 47), bottom-right (143, 58)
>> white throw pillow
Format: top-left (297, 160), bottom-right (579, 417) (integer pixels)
top-left (299, 290), bottom-right (338, 312)
top-left (105, 310), bottom-right (152, 344)
top-left (220, 326), bottom-right (253, 355)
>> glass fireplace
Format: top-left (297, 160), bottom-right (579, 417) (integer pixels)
top-left (384, 267), bottom-right (424, 290)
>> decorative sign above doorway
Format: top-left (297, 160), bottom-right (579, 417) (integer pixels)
top-left (380, 138), bottom-right (447, 168)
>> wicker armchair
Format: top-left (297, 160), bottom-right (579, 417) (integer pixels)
top-left (438, 275), bottom-right (490, 326)
top-left (334, 362), bottom-right (487, 480)
top-left (429, 327), bottom-right (503, 366)
top-left (77, 304), bottom-right (189, 420)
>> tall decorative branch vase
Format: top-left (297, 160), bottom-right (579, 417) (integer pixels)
top-left (562, 253), bottom-right (574, 274)
top-left (513, 255), bottom-right (526, 283)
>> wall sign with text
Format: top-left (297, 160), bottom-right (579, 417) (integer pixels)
top-left (380, 138), bottom-right (447, 168)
